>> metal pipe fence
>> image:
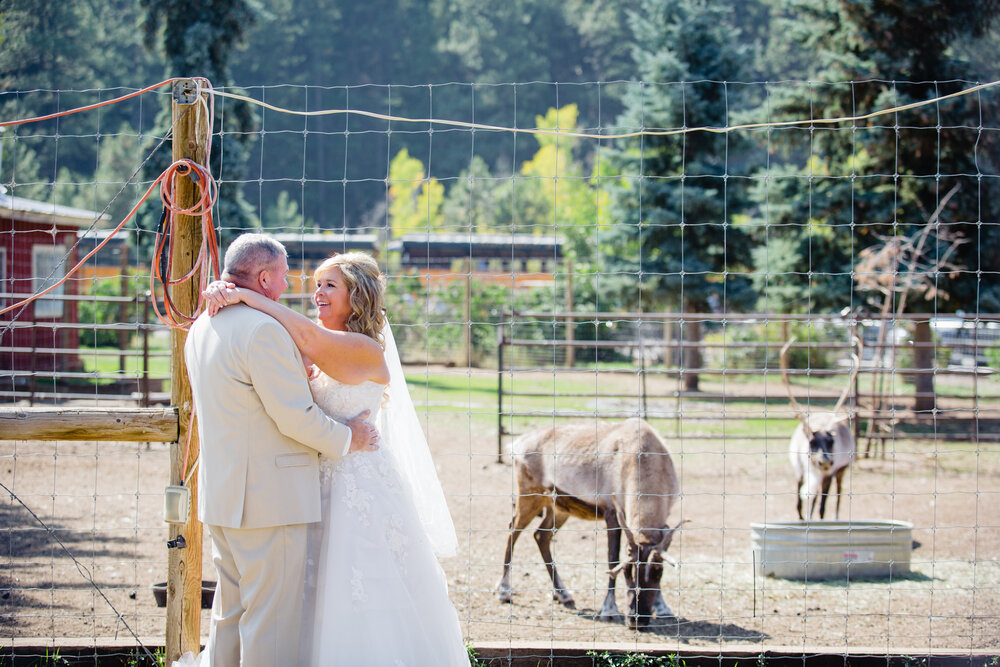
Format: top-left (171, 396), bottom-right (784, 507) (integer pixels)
top-left (497, 311), bottom-right (1000, 457)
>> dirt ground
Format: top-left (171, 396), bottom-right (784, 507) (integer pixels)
top-left (2, 370), bottom-right (999, 654)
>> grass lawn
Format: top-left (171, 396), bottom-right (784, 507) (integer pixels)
top-left (71, 343), bottom-right (996, 448)
top-left (403, 363), bottom-right (995, 447)
top-left (77, 338), bottom-right (172, 386)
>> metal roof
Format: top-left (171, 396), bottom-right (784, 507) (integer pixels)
top-left (389, 232), bottom-right (561, 247)
top-left (0, 192), bottom-right (110, 228)
top-left (270, 232), bottom-right (378, 246)
top-left (388, 233), bottom-right (561, 260)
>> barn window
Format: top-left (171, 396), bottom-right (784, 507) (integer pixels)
top-left (0, 246), bottom-right (6, 307)
top-left (32, 244), bottom-right (68, 318)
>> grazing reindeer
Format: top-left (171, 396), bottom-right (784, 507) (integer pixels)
top-left (496, 417), bottom-right (684, 629)
top-left (781, 337), bottom-right (862, 520)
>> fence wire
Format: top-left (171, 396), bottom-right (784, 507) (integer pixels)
top-left (1, 79), bottom-right (999, 660)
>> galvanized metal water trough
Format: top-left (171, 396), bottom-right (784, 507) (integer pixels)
top-left (751, 520), bottom-right (914, 580)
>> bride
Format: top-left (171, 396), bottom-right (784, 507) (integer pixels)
top-left (193, 252), bottom-right (469, 666)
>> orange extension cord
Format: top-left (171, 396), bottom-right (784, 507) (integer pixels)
top-left (1, 77), bottom-right (218, 487)
top-left (1, 77), bottom-right (221, 330)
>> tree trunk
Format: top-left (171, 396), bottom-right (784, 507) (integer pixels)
top-left (912, 318), bottom-right (936, 412)
top-left (683, 313), bottom-right (701, 392)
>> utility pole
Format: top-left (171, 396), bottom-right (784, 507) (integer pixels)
top-left (166, 78), bottom-right (209, 663)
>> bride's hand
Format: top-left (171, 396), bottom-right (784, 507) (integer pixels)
top-left (202, 280), bottom-right (240, 316)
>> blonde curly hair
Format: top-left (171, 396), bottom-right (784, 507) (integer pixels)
top-left (314, 252), bottom-right (386, 345)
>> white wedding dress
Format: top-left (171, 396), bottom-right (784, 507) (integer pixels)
top-left (302, 372), bottom-right (469, 666)
top-left (175, 371), bottom-right (469, 667)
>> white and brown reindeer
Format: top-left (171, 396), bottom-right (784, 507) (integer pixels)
top-left (496, 417), bottom-right (684, 630)
top-left (780, 336), bottom-right (862, 520)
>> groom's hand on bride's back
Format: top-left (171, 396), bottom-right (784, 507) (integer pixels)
top-left (346, 409), bottom-right (379, 453)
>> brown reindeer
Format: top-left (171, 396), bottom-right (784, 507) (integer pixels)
top-left (781, 337), bottom-right (862, 520)
top-left (496, 417), bottom-right (683, 629)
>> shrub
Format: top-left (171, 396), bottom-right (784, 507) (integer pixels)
top-left (78, 277), bottom-right (137, 348)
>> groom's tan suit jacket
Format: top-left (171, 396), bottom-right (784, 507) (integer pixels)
top-left (185, 304), bottom-right (351, 667)
top-left (186, 304), bottom-right (351, 529)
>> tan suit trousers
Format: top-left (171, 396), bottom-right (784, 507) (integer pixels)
top-left (204, 523), bottom-right (309, 667)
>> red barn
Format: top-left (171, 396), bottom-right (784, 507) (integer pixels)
top-left (1, 191), bottom-right (107, 377)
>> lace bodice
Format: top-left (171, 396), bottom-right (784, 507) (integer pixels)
top-left (309, 373), bottom-right (386, 425)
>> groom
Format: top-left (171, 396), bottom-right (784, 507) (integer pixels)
top-left (185, 233), bottom-right (378, 667)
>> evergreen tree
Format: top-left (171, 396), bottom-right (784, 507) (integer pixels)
top-left (263, 190), bottom-right (311, 231)
top-left (604, 0), bottom-right (756, 389)
top-left (228, 0), bottom-right (449, 232)
top-left (752, 0), bottom-right (1000, 313)
top-left (139, 0), bottom-right (260, 250)
top-left (441, 156), bottom-right (498, 233)
top-left (0, 0), bottom-right (158, 205)
top-left (435, 0), bottom-right (639, 203)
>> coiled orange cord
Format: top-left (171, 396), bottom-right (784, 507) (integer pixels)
top-left (150, 158), bottom-right (221, 329)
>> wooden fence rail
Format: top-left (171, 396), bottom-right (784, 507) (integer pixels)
top-left (0, 406), bottom-right (178, 442)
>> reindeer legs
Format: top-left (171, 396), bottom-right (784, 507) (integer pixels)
top-left (536, 506), bottom-right (574, 607)
top-left (598, 510), bottom-right (624, 622)
top-left (818, 474), bottom-right (834, 519)
top-left (497, 492), bottom-right (546, 603)
top-left (796, 474), bottom-right (806, 520)
top-left (834, 467), bottom-right (847, 519)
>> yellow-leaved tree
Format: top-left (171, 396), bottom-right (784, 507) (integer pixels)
top-left (388, 148), bottom-right (444, 237)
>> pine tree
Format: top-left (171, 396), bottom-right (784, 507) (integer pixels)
top-left (138, 0), bottom-right (259, 250)
top-left (753, 0), bottom-right (1000, 313)
top-left (754, 0), bottom-right (1000, 413)
top-left (604, 0), bottom-right (756, 390)
top-left (0, 0), bottom-right (157, 203)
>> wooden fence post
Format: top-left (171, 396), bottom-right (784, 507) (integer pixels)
top-left (166, 79), bottom-right (209, 663)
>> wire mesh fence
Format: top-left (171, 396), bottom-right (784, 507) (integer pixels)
top-left (1, 78), bottom-right (999, 662)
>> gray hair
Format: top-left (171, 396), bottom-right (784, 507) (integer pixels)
top-left (222, 233), bottom-right (287, 285)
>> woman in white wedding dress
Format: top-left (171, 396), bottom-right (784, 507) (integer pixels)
top-left (189, 252), bottom-right (469, 667)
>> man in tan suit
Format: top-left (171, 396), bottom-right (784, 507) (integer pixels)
top-left (185, 233), bottom-right (378, 667)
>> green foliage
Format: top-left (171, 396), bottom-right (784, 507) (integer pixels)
top-left (386, 274), bottom-right (563, 366)
top-left (752, 0), bottom-right (1000, 313)
top-left (518, 104), bottom-right (603, 240)
top-left (466, 643), bottom-right (484, 666)
top-left (0, 0), bottom-right (159, 204)
top-left (603, 0), bottom-right (757, 314)
top-left (137, 0), bottom-right (260, 254)
top-left (433, 0), bottom-right (636, 168)
top-left (388, 149), bottom-right (445, 236)
top-left (40, 647), bottom-right (70, 666)
top-left (51, 125), bottom-right (147, 226)
top-left (441, 156), bottom-right (498, 233)
top-left (3, 0), bottom-right (997, 329)
top-left (986, 345), bottom-right (1000, 374)
top-left (702, 320), bottom-right (842, 370)
top-left (263, 190), bottom-right (312, 231)
top-left (485, 103), bottom-right (615, 252)
top-left (220, 0), bottom-right (644, 229)
top-left (0, 136), bottom-right (47, 200)
top-left (78, 278), bottom-right (138, 348)
top-left (136, 646), bottom-right (166, 667)
top-left (587, 650), bottom-right (688, 667)
top-left (141, 0), bottom-right (257, 77)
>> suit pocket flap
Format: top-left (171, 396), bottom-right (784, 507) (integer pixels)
top-left (274, 452), bottom-right (314, 468)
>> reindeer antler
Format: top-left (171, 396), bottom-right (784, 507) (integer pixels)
top-left (780, 337), bottom-right (814, 439)
top-left (831, 335), bottom-right (863, 417)
top-left (654, 519), bottom-right (690, 551)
